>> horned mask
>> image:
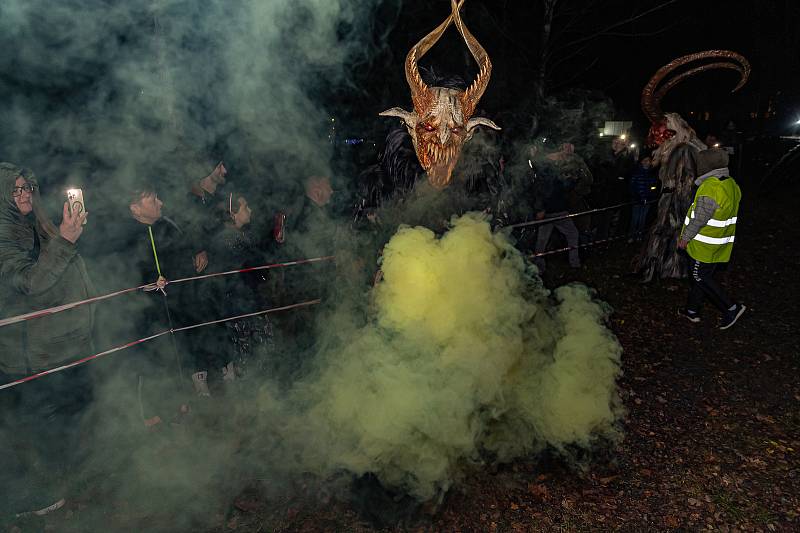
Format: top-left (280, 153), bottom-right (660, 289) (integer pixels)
top-left (642, 50), bottom-right (750, 148)
top-left (380, 0), bottom-right (500, 189)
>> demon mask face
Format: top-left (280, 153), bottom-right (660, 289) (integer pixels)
top-left (642, 50), bottom-right (750, 149)
top-left (380, 0), bottom-right (499, 189)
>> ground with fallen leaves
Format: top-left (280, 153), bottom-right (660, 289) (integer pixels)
top-left (211, 178), bottom-right (799, 532)
top-left (26, 171), bottom-right (798, 533)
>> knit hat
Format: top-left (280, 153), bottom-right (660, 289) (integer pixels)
top-left (696, 148), bottom-right (729, 176)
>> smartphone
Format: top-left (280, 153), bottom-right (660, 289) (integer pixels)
top-left (66, 188), bottom-right (87, 225)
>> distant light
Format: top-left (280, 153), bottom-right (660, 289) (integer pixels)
top-left (620, 134), bottom-right (627, 140)
top-left (795, 118), bottom-right (800, 125)
top-left (542, 137), bottom-right (547, 143)
top-left (630, 143), bottom-right (636, 149)
top-left (599, 133), bottom-right (604, 137)
top-left (713, 143), bottom-right (721, 148)
top-left (650, 186), bottom-right (657, 190)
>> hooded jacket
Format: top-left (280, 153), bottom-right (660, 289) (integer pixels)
top-left (0, 163), bottom-right (93, 375)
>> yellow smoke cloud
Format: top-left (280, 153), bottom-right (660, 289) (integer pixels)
top-left (275, 213), bottom-right (624, 500)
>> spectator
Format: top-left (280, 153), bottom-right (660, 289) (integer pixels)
top-left (556, 143), bottom-right (593, 238)
top-left (628, 155), bottom-right (658, 242)
top-left (281, 175), bottom-right (336, 262)
top-left (0, 162), bottom-right (91, 520)
top-left (209, 193), bottom-right (274, 382)
top-left (178, 159), bottom-right (231, 396)
top-left (273, 175), bottom-right (336, 357)
top-left (591, 136), bottom-right (634, 239)
top-left (184, 159), bottom-right (227, 274)
top-left (91, 180), bottom-right (196, 419)
top-left (704, 133), bottom-right (720, 149)
top-left (531, 149), bottom-right (581, 272)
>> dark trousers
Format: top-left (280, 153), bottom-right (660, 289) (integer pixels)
top-left (687, 258), bottom-right (733, 313)
top-left (0, 367), bottom-right (92, 517)
top-left (629, 203), bottom-right (651, 238)
top-left (534, 212), bottom-right (581, 269)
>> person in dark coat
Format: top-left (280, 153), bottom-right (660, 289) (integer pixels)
top-left (628, 155), bottom-right (659, 241)
top-left (591, 137), bottom-right (634, 239)
top-left (531, 146), bottom-right (582, 271)
top-left (87, 179), bottom-right (196, 424)
top-left (0, 162), bottom-right (92, 520)
top-left (208, 193), bottom-right (276, 382)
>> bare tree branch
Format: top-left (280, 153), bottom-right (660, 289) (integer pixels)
top-left (552, 0), bottom-right (680, 54)
top-left (550, 57), bottom-right (600, 91)
top-left (547, 17), bottom-right (685, 73)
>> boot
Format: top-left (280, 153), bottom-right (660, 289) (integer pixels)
top-left (191, 371), bottom-right (211, 397)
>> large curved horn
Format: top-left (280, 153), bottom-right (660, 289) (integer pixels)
top-left (641, 50), bottom-right (751, 123)
top-left (404, 0), bottom-right (466, 117)
top-left (451, 0), bottom-right (492, 119)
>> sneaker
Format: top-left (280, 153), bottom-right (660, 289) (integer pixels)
top-left (719, 304), bottom-right (746, 330)
top-left (15, 498), bottom-right (66, 518)
top-left (677, 308), bottom-right (701, 323)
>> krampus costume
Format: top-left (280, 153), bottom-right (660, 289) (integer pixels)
top-left (634, 51), bottom-right (750, 281)
top-left (379, 0), bottom-right (500, 190)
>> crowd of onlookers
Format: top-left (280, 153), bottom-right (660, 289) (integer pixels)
top-left (0, 156), bottom-right (342, 520)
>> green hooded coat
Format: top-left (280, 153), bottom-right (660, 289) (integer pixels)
top-left (0, 163), bottom-right (93, 375)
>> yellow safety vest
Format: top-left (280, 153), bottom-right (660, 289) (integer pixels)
top-left (682, 175), bottom-right (741, 263)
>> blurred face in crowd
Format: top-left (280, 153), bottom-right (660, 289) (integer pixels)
top-left (612, 138), bottom-right (627, 154)
top-left (232, 197), bottom-right (252, 228)
top-left (705, 134), bottom-right (720, 148)
top-left (130, 192), bottom-right (163, 225)
top-left (641, 156), bottom-right (652, 169)
top-left (306, 176), bottom-right (333, 207)
top-left (12, 176), bottom-right (34, 215)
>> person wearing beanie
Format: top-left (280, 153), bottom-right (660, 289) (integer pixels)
top-left (677, 149), bottom-right (746, 329)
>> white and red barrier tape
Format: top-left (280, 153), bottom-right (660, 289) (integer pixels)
top-left (0, 255), bottom-right (334, 329)
top-left (0, 299), bottom-right (321, 391)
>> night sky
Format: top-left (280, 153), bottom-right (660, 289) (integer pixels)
top-left (367, 0), bottom-right (800, 134)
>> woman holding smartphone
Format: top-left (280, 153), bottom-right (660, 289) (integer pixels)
top-left (0, 162), bottom-right (93, 523)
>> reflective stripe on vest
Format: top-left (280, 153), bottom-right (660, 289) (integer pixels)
top-left (691, 234), bottom-right (735, 245)
top-left (684, 214), bottom-right (738, 227)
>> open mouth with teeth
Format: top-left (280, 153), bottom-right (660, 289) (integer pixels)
top-left (418, 143), bottom-right (461, 189)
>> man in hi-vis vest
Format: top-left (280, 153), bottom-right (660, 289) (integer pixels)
top-left (677, 148), bottom-right (746, 330)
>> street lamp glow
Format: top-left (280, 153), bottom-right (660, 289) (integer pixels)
top-left (620, 134), bottom-right (627, 140)
top-left (630, 143), bottom-right (636, 149)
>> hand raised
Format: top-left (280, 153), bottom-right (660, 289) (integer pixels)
top-left (59, 201), bottom-right (87, 243)
top-left (194, 251), bottom-right (209, 273)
